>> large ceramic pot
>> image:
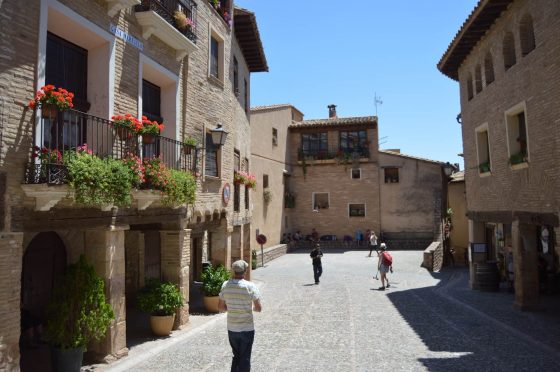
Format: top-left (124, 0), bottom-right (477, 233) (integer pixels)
top-left (51, 346), bottom-right (84, 372)
top-left (142, 134), bottom-right (156, 144)
top-left (203, 295), bottom-right (220, 313)
top-left (41, 104), bottom-right (58, 119)
top-left (116, 127), bottom-right (133, 140)
top-left (150, 314), bottom-right (175, 336)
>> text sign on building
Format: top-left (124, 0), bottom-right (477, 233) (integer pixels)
top-left (109, 24), bottom-right (144, 51)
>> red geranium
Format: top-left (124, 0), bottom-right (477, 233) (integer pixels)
top-left (140, 116), bottom-right (165, 135)
top-left (28, 85), bottom-right (74, 110)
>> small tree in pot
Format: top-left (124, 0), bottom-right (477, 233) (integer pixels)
top-left (137, 278), bottom-right (183, 336)
top-left (44, 255), bottom-right (114, 372)
top-left (200, 264), bottom-right (230, 313)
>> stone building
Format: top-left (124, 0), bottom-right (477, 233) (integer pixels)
top-left (250, 104), bottom-right (452, 251)
top-left (0, 0), bottom-right (267, 369)
top-left (438, 0), bottom-right (559, 308)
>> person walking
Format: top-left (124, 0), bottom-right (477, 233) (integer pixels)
top-left (218, 260), bottom-right (262, 372)
top-left (310, 243), bottom-right (324, 284)
top-left (377, 243), bottom-right (393, 290)
top-left (368, 230), bottom-right (378, 257)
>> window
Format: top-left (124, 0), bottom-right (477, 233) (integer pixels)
top-left (209, 30), bottom-right (224, 83)
top-left (301, 133), bottom-right (327, 156)
top-left (476, 124), bottom-right (491, 174)
top-left (503, 31), bottom-right (517, 70)
top-left (384, 167), bottom-right (399, 183)
top-left (263, 174), bottom-right (269, 189)
top-left (505, 103), bottom-right (529, 165)
top-left (272, 128), bottom-right (278, 146)
top-left (233, 57), bottom-right (239, 95)
top-left (244, 185), bottom-right (249, 210)
top-left (339, 130), bottom-right (367, 155)
top-left (234, 183), bottom-right (240, 212)
top-left (467, 73), bottom-right (474, 100)
top-left (234, 149), bottom-right (240, 171)
top-left (484, 53), bottom-right (495, 85)
top-left (312, 192), bottom-right (329, 210)
top-left (351, 169), bottom-right (361, 179)
top-left (142, 79), bottom-right (163, 123)
top-left (244, 78), bottom-right (248, 113)
top-left (349, 204), bottom-right (365, 217)
top-left (475, 65), bottom-right (482, 93)
top-left (519, 14), bottom-right (536, 56)
top-left (210, 37), bottom-right (219, 78)
top-left (205, 132), bottom-right (219, 177)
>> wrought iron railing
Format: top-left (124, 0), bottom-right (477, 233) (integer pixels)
top-left (298, 147), bottom-right (370, 161)
top-left (136, 0), bottom-right (197, 43)
top-left (25, 108), bottom-right (198, 184)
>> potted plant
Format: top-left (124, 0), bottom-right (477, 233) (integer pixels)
top-left (509, 152), bottom-right (527, 165)
top-left (479, 161), bottom-right (491, 173)
top-left (28, 85), bottom-right (74, 119)
top-left (137, 278), bottom-right (183, 336)
top-left (140, 116), bottom-right (165, 144)
top-left (234, 171), bottom-right (247, 185)
top-left (111, 114), bottom-right (142, 140)
top-left (245, 172), bottom-right (257, 189)
top-left (200, 264), bottom-right (230, 313)
top-left (183, 136), bottom-right (197, 154)
top-left (251, 250), bottom-right (257, 270)
top-left (44, 255), bottom-right (114, 372)
top-left (263, 188), bottom-right (272, 204)
top-left (173, 10), bottom-right (194, 30)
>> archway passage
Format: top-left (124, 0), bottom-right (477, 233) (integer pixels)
top-left (20, 232), bottom-right (66, 372)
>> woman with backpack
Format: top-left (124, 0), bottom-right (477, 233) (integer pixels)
top-left (377, 243), bottom-right (393, 290)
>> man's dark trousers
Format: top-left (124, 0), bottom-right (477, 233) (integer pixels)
top-left (228, 330), bottom-right (255, 372)
top-left (313, 263), bottom-right (322, 283)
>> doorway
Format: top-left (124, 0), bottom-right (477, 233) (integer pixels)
top-left (20, 232), bottom-right (67, 372)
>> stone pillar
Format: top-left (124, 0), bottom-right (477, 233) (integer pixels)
top-left (0, 233), bottom-right (24, 371)
top-left (84, 226), bottom-right (128, 361)
top-left (513, 222), bottom-right (540, 310)
top-left (160, 229), bottom-right (191, 328)
top-left (211, 221), bottom-right (232, 270)
top-left (231, 225), bottom-right (242, 262)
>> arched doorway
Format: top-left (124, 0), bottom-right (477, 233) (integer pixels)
top-left (20, 232), bottom-right (66, 372)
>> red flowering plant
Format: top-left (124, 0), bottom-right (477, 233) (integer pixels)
top-left (234, 171), bottom-right (248, 185)
top-left (28, 85), bottom-right (74, 110)
top-left (111, 114), bottom-right (143, 133)
top-left (142, 157), bottom-right (170, 190)
top-left (245, 172), bottom-right (257, 189)
top-left (122, 153), bottom-right (145, 185)
top-left (32, 146), bottom-right (63, 164)
top-left (140, 116), bottom-right (165, 136)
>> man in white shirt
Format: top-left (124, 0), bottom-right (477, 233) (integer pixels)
top-left (218, 260), bottom-right (262, 372)
top-left (368, 230), bottom-right (378, 257)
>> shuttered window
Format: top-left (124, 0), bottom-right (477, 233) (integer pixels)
top-left (142, 79), bottom-right (163, 123)
top-left (205, 132), bottom-right (218, 177)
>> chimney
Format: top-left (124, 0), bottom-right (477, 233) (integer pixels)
top-left (328, 104), bottom-right (337, 118)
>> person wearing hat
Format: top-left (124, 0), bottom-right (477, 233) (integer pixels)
top-left (310, 243), bottom-right (324, 284)
top-left (377, 243), bottom-right (393, 290)
top-left (218, 260), bottom-right (262, 372)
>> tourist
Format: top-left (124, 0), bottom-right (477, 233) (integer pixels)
top-left (218, 260), bottom-right (262, 372)
top-left (310, 243), bottom-right (324, 284)
top-left (368, 230), bottom-right (378, 257)
top-left (377, 243), bottom-right (393, 290)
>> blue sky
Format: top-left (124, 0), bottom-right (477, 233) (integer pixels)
top-left (236, 0), bottom-right (479, 169)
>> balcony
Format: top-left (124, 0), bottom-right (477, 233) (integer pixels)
top-left (105, 0), bottom-right (141, 17)
top-left (298, 147), bottom-right (370, 163)
top-left (135, 0), bottom-right (198, 60)
top-left (23, 109), bottom-right (198, 211)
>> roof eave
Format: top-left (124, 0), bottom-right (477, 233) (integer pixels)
top-left (234, 7), bottom-right (269, 73)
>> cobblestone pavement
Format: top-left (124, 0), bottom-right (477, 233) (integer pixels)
top-left (103, 249), bottom-right (560, 372)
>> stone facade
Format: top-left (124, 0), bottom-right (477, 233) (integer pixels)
top-left (438, 0), bottom-right (560, 308)
top-left (0, 0), bottom-right (266, 369)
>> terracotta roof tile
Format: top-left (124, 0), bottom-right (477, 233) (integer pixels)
top-left (289, 116), bottom-right (377, 128)
top-left (380, 150), bottom-right (445, 165)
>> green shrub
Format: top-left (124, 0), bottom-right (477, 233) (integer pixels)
top-left (163, 169), bottom-right (196, 206)
top-left (64, 150), bottom-right (136, 206)
top-left (200, 264), bottom-right (230, 296)
top-left (137, 278), bottom-right (184, 316)
top-left (44, 255), bottom-right (114, 350)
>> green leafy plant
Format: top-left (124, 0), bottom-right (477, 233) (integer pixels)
top-left (64, 146), bottom-right (137, 206)
top-left (44, 255), bottom-right (114, 350)
top-left (263, 188), bottom-right (272, 204)
top-left (252, 250), bottom-right (257, 270)
top-left (184, 136), bottom-right (197, 147)
top-left (163, 169), bottom-right (196, 206)
top-left (137, 278), bottom-right (183, 316)
top-left (140, 116), bottom-right (165, 135)
top-left (479, 161), bottom-right (490, 173)
top-left (200, 264), bottom-right (230, 296)
top-left (509, 152), bottom-right (527, 165)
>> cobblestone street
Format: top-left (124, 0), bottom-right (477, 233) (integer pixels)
top-left (104, 249), bottom-right (560, 372)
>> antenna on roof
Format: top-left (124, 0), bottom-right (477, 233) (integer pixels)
top-left (378, 136), bottom-right (388, 146)
top-left (374, 92), bottom-right (383, 116)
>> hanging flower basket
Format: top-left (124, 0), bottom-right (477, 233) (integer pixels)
top-left (116, 127), bottom-right (133, 140)
top-left (29, 85), bottom-right (74, 118)
top-left (41, 103), bottom-right (59, 119)
top-left (234, 171), bottom-right (247, 185)
top-left (142, 134), bottom-right (156, 144)
top-left (140, 116), bottom-right (164, 143)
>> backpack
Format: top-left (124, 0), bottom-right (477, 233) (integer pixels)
top-left (382, 252), bottom-right (393, 266)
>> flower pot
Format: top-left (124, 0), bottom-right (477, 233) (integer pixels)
top-left (41, 104), bottom-right (58, 119)
top-left (149, 314), bottom-right (175, 336)
top-left (142, 134), bottom-right (156, 144)
top-left (116, 127), bottom-right (133, 140)
top-left (184, 146), bottom-right (192, 155)
top-left (51, 346), bottom-right (84, 372)
top-left (203, 295), bottom-right (220, 313)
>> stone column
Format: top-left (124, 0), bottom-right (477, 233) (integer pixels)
top-left (84, 226), bottom-right (128, 361)
top-left (0, 233), bottom-right (24, 371)
top-left (211, 222), bottom-right (233, 269)
top-left (513, 221), bottom-right (539, 310)
top-left (160, 228), bottom-right (191, 328)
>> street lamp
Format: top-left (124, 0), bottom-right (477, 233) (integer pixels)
top-left (210, 124), bottom-right (228, 146)
top-left (443, 162), bottom-right (455, 177)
